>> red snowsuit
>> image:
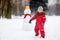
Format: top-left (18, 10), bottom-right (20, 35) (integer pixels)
top-left (30, 12), bottom-right (46, 37)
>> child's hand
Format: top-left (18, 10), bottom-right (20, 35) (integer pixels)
top-left (42, 22), bottom-right (45, 25)
top-left (29, 20), bottom-right (31, 23)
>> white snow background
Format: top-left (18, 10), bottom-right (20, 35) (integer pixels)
top-left (0, 0), bottom-right (60, 40)
top-left (0, 15), bottom-right (60, 40)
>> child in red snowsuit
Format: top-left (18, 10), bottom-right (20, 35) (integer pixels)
top-left (29, 6), bottom-right (46, 38)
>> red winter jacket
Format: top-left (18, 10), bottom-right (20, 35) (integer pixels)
top-left (30, 12), bottom-right (46, 28)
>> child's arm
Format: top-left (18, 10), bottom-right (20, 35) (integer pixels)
top-left (30, 15), bottom-right (36, 21)
top-left (29, 15), bottom-right (36, 23)
top-left (43, 15), bottom-right (46, 22)
top-left (42, 14), bottom-right (46, 25)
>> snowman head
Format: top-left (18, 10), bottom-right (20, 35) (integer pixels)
top-left (24, 6), bottom-right (31, 14)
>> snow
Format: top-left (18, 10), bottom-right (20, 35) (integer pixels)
top-left (0, 15), bottom-right (60, 40)
top-left (45, 16), bottom-right (60, 40)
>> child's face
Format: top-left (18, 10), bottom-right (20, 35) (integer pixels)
top-left (37, 6), bottom-right (43, 12)
top-left (37, 10), bottom-right (43, 12)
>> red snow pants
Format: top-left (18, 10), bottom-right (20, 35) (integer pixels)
top-left (34, 23), bottom-right (45, 37)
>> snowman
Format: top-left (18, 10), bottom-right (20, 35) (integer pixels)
top-left (22, 5), bottom-right (32, 31)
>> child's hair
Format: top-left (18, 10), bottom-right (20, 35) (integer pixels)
top-left (37, 6), bottom-right (43, 11)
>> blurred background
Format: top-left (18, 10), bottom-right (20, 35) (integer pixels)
top-left (0, 0), bottom-right (60, 19)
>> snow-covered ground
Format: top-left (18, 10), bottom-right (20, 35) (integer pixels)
top-left (0, 15), bottom-right (60, 40)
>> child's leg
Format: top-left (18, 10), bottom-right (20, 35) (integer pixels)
top-left (40, 26), bottom-right (45, 38)
top-left (40, 30), bottom-right (45, 38)
top-left (34, 28), bottom-right (39, 36)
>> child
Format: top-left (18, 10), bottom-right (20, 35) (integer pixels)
top-left (29, 6), bottom-right (46, 38)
